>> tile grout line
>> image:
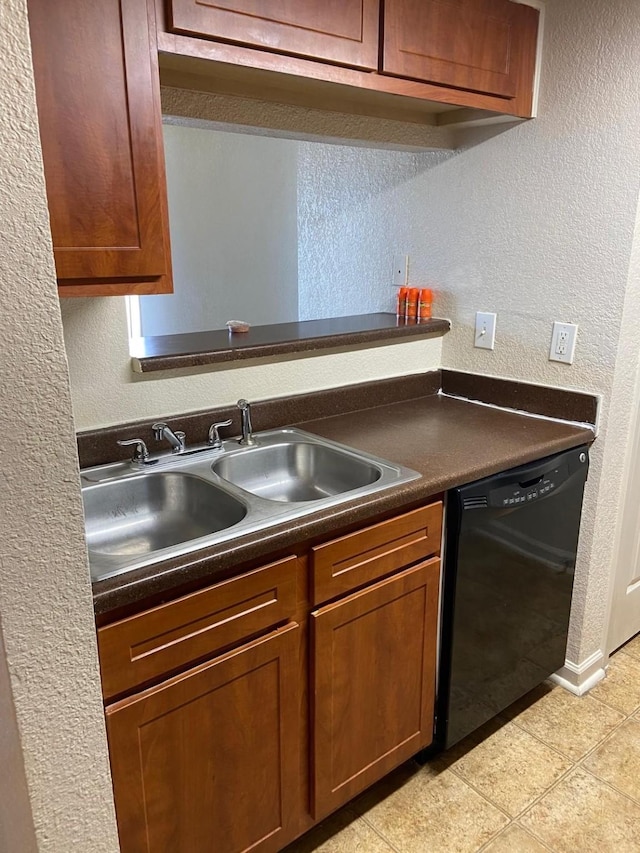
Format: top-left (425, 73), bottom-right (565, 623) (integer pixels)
top-left (477, 821), bottom-right (559, 853)
top-left (358, 766), bottom-right (513, 851)
top-left (512, 820), bottom-right (559, 853)
top-left (444, 686), bottom-right (637, 831)
top-left (446, 763), bottom-right (528, 820)
top-left (512, 703), bottom-right (640, 847)
top-left (506, 703), bottom-right (629, 763)
top-left (481, 652), bottom-right (640, 851)
top-left (357, 814), bottom-right (403, 853)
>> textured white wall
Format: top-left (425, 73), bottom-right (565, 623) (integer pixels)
top-left (0, 1), bottom-right (120, 850)
top-left (139, 124), bottom-right (299, 334)
top-left (297, 143), bottom-right (450, 319)
top-left (141, 126), bottom-right (450, 332)
top-left (394, 0), bottom-right (640, 663)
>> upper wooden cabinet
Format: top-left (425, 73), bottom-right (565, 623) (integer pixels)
top-left (383, 0), bottom-right (539, 101)
top-left (28, 0), bottom-right (173, 297)
top-left (167, 0), bottom-right (380, 70)
top-left (157, 0), bottom-right (540, 120)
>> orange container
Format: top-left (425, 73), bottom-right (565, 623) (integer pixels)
top-left (418, 288), bottom-right (433, 320)
top-left (406, 288), bottom-right (420, 321)
top-left (396, 287), bottom-right (409, 318)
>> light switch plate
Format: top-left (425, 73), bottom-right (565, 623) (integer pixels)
top-left (474, 311), bottom-right (496, 350)
top-left (549, 321), bottom-right (578, 364)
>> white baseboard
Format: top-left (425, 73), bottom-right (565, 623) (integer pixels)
top-left (549, 649), bottom-right (606, 695)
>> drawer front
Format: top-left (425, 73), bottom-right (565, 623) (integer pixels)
top-left (311, 503), bottom-right (442, 605)
top-left (98, 555), bottom-right (298, 699)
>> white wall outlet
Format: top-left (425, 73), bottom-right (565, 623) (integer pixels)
top-left (474, 311), bottom-right (497, 350)
top-left (549, 321), bottom-right (578, 364)
top-left (392, 254), bottom-right (409, 287)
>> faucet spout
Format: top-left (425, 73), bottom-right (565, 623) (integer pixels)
top-left (237, 400), bottom-right (256, 446)
top-left (152, 422), bottom-right (187, 454)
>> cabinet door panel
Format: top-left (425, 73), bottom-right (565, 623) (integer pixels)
top-left (107, 623), bottom-right (301, 853)
top-left (167, 0), bottom-right (380, 70)
top-left (383, 0), bottom-right (538, 100)
top-left (28, 0), bottom-right (172, 292)
top-left (311, 558), bottom-right (440, 819)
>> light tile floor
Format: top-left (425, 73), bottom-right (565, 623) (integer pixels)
top-left (285, 637), bottom-right (640, 853)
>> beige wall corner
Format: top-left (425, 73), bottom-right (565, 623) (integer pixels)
top-left (0, 626), bottom-right (37, 853)
top-left (0, 1), bottom-right (119, 850)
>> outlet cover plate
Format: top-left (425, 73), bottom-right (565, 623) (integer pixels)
top-left (393, 254), bottom-right (408, 287)
top-left (474, 311), bottom-right (496, 350)
top-left (549, 321), bottom-right (578, 364)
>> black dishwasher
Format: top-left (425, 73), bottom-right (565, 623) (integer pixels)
top-left (436, 445), bottom-right (589, 749)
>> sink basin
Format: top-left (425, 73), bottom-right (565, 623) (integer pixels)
top-left (212, 441), bottom-right (381, 502)
top-left (82, 428), bottom-right (419, 582)
top-left (83, 472), bottom-right (246, 558)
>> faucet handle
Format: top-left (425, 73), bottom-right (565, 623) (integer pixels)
top-left (208, 418), bottom-right (233, 448)
top-left (117, 438), bottom-right (149, 464)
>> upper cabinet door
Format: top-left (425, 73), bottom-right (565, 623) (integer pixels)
top-left (383, 0), bottom-right (539, 100)
top-left (167, 0), bottom-right (380, 70)
top-left (28, 0), bottom-right (173, 295)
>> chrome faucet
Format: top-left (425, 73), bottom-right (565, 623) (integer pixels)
top-left (117, 438), bottom-right (150, 464)
top-left (152, 422), bottom-right (186, 454)
top-left (208, 418), bottom-right (233, 449)
top-left (237, 399), bottom-right (255, 446)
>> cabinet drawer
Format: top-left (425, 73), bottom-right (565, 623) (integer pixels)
top-left (311, 503), bottom-right (442, 605)
top-left (98, 555), bottom-right (298, 699)
top-left (166, 0), bottom-right (380, 71)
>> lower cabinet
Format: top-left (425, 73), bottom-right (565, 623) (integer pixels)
top-left (106, 623), bottom-right (301, 853)
top-left (311, 558), bottom-right (440, 819)
top-left (101, 501), bottom-right (442, 852)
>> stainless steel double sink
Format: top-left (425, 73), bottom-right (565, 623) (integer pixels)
top-left (81, 428), bottom-right (420, 582)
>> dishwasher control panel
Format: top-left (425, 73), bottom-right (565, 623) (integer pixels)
top-left (488, 462), bottom-right (569, 508)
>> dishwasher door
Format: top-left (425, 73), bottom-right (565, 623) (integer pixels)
top-left (437, 445), bottom-right (590, 749)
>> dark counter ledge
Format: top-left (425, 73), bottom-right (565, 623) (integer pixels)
top-left (130, 313), bottom-right (451, 372)
top-left (92, 393), bottom-right (595, 620)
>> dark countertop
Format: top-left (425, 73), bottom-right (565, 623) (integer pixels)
top-left (92, 394), bottom-right (593, 619)
top-left (130, 313), bottom-right (450, 372)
